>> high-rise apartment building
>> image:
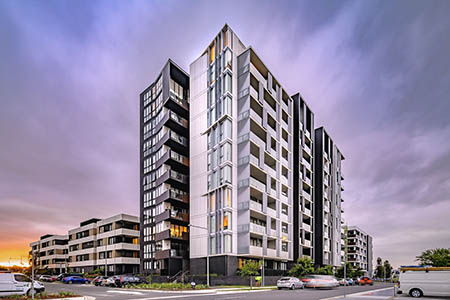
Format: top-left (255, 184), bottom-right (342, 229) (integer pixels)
top-left (314, 127), bottom-right (345, 267)
top-left (68, 214), bottom-right (140, 274)
top-left (292, 94), bottom-right (315, 261)
top-left (189, 25), bottom-right (298, 275)
top-left (140, 60), bottom-right (190, 276)
top-left (138, 25), bottom-right (348, 277)
top-left (30, 235), bottom-right (68, 274)
top-left (346, 226), bottom-right (373, 276)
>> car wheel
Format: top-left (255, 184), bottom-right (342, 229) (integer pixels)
top-left (69, 280), bottom-right (73, 284)
top-left (410, 288), bottom-right (423, 298)
top-left (277, 287), bottom-right (281, 290)
top-left (290, 284), bottom-right (295, 290)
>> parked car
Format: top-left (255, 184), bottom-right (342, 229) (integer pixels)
top-left (92, 276), bottom-right (108, 286)
top-left (56, 273), bottom-right (82, 281)
top-left (115, 275), bottom-right (148, 287)
top-left (277, 277), bottom-right (304, 290)
top-left (301, 275), bottom-right (339, 288)
top-left (397, 268), bottom-right (450, 298)
top-left (0, 273), bottom-right (45, 297)
top-left (101, 276), bottom-right (120, 287)
top-left (359, 277), bottom-right (373, 286)
top-left (39, 275), bottom-right (54, 282)
top-left (62, 276), bottom-right (89, 284)
top-left (347, 278), bottom-right (354, 286)
top-left (339, 278), bottom-right (349, 286)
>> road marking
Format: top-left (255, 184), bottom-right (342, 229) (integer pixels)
top-left (320, 287), bottom-right (394, 300)
top-left (125, 289), bottom-right (270, 299)
top-left (107, 290), bottom-right (144, 295)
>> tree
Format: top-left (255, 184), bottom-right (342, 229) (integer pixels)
top-left (315, 265), bottom-right (333, 275)
top-left (288, 257), bottom-right (315, 278)
top-left (354, 267), bottom-right (365, 278)
top-left (336, 262), bottom-right (354, 278)
top-left (416, 248), bottom-right (450, 267)
top-left (239, 260), bottom-right (261, 288)
top-left (384, 260), bottom-right (392, 279)
top-left (375, 257), bottom-right (384, 279)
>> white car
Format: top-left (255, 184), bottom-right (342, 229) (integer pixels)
top-left (397, 268), bottom-right (450, 298)
top-left (0, 273), bottom-right (45, 297)
top-left (277, 277), bottom-right (304, 290)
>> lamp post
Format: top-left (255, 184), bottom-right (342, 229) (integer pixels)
top-left (189, 224), bottom-right (209, 287)
top-left (343, 224), bottom-right (348, 298)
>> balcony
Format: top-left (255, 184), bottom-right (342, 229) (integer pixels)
top-left (250, 177), bottom-right (266, 192)
top-left (303, 239), bottom-right (312, 248)
top-left (155, 249), bottom-right (187, 260)
top-left (154, 229), bottom-right (189, 242)
top-left (249, 245), bottom-right (263, 256)
top-left (302, 158), bottom-right (312, 171)
top-left (155, 189), bottom-right (189, 206)
top-left (303, 223), bottom-right (312, 232)
top-left (303, 207), bottom-right (312, 217)
top-left (266, 207), bottom-right (277, 218)
top-left (249, 154), bottom-right (260, 167)
top-left (250, 85), bottom-right (259, 102)
top-left (249, 223), bottom-right (266, 235)
top-left (249, 199), bottom-right (263, 212)
top-left (267, 248), bottom-right (277, 258)
top-left (155, 209), bottom-right (189, 224)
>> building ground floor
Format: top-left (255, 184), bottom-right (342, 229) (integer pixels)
top-left (189, 255), bottom-right (292, 277)
top-left (70, 263), bottom-right (139, 275)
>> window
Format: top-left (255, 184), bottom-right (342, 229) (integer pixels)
top-left (223, 212), bottom-right (231, 230)
top-left (223, 95), bottom-right (232, 116)
top-left (210, 236), bottom-right (216, 254)
top-left (224, 235), bottom-right (232, 253)
top-left (282, 223), bottom-right (288, 234)
top-left (224, 48), bottom-right (232, 70)
top-left (221, 165), bottom-right (232, 185)
top-left (210, 44), bottom-right (215, 64)
top-left (282, 204), bottom-right (288, 215)
top-left (170, 224), bottom-right (187, 238)
top-left (220, 142), bottom-right (232, 163)
top-left (209, 193), bottom-right (216, 212)
top-left (224, 188), bottom-right (232, 208)
top-left (210, 215), bottom-right (216, 233)
top-left (282, 242), bottom-right (288, 252)
top-left (224, 73), bottom-right (232, 94)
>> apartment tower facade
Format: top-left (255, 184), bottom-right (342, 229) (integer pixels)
top-left (314, 127), bottom-right (345, 267)
top-left (30, 235), bottom-right (68, 274)
top-left (347, 226), bottom-right (373, 276)
top-left (67, 214), bottom-right (139, 274)
top-left (190, 25), bottom-right (299, 275)
top-left (140, 60), bottom-right (190, 276)
top-left (292, 94), bottom-right (315, 262)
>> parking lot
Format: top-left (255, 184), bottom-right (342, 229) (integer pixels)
top-left (43, 282), bottom-right (394, 300)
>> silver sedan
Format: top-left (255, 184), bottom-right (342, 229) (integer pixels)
top-left (277, 277), bottom-right (305, 290)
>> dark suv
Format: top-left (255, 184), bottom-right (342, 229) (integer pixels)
top-left (115, 275), bottom-right (147, 287)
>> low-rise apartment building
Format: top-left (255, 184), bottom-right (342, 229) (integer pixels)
top-left (346, 226), bottom-right (373, 276)
top-left (68, 214), bottom-right (140, 275)
top-left (30, 234), bottom-right (69, 274)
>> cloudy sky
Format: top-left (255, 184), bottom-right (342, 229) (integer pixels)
top-left (1, 0), bottom-right (449, 268)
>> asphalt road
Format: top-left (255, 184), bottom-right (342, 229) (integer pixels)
top-left (43, 282), bottom-right (394, 300)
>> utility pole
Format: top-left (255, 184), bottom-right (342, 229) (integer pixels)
top-left (31, 251), bottom-right (35, 300)
top-left (343, 224), bottom-right (348, 298)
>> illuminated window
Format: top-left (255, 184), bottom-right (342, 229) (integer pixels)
top-left (209, 193), bottom-right (216, 212)
top-left (224, 188), bottom-right (232, 208)
top-left (210, 45), bottom-right (215, 63)
top-left (223, 212), bottom-right (231, 230)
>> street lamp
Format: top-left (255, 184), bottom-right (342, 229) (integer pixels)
top-left (189, 224), bottom-right (209, 287)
